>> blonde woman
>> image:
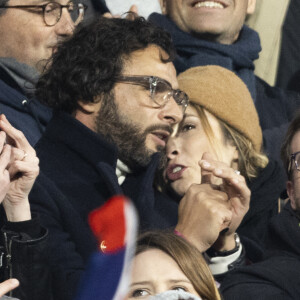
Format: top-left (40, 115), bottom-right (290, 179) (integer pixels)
top-left (164, 66), bottom-right (285, 247)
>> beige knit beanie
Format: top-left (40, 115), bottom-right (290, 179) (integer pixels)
top-left (177, 65), bottom-right (262, 151)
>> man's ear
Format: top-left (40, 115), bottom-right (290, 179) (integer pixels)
top-left (75, 100), bottom-right (102, 131)
top-left (77, 100), bottom-right (101, 114)
top-left (287, 180), bottom-right (297, 210)
top-left (159, 0), bottom-right (167, 15)
top-left (247, 0), bottom-right (256, 15)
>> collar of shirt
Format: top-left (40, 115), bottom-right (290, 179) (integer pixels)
top-left (116, 159), bottom-right (131, 185)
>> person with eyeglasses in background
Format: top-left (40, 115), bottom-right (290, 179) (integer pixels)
top-left (219, 111), bottom-right (300, 300)
top-left (0, 0), bottom-right (93, 146)
top-left (0, 1), bottom-right (91, 299)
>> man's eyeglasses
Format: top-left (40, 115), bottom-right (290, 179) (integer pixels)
top-left (0, 2), bottom-right (88, 26)
top-left (115, 75), bottom-right (189, 113)
top-left (289, 151), bottom-right (300, 173)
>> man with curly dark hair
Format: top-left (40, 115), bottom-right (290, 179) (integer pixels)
top-left (29, 16), bottom-right (186, 300)
top-left (35, 15), bottom-right (185, 170)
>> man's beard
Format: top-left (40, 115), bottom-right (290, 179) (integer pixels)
top-left (95, 92), bottom-right (171, 171)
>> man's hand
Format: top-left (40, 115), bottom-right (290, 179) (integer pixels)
top-left (176, 153), bottom-right (250, 252)
top-left (0, 115), bottom-right (39, 222)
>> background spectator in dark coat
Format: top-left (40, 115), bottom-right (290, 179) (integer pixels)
top-left (220, 111), bottom-right (300, 300)
top-left (276, 0), bottom-right (300, 92)
top-left (0, 0), bottom-right (100, 145)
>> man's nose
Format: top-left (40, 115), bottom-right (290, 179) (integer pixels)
top-left (55, 8), bottom-right (75, 36)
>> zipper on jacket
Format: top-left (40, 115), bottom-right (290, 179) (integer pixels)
top-left (4, 232), bottom-right (13, 297)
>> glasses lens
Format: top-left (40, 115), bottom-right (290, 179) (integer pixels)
top-left (151, 80), bottom-right (172, 106)
top-left (44, 2), bottom-right (61, 26)
top-left (173, 90), bottom-right (189, 112)
top-left (150, 78), bottom-right (188, 112)
top-left (294, 152), bottom-right (300, 171)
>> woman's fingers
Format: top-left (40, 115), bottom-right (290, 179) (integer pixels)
top-left (199, 158), bottom-right (243, 185)
top-left (199, 154), bottom-right (250, 209)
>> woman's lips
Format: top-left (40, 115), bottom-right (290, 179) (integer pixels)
top-left (166, 164), bottom-right (187, 181)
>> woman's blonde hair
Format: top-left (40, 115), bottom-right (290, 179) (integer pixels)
top-left (136, 231), bottom-right (221, 300)
top-left (192, 103), bottom-right (268, 180)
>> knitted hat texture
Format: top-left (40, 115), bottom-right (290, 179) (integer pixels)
top-left (177, 65), bottom-right (262, 151)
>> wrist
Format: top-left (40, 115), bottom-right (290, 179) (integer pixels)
top-left (210, 232), bottom-right (240, 255)
top-left (174, 226), bottom-right (210, 253)
top-left (3, 198), bottom-right (31, 222)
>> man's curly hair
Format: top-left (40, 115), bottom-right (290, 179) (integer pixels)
top-left (35, 16), bottom-right (176, 114)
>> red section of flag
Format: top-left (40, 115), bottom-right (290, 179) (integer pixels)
top-left (88, 195), bottom-right (127, 253)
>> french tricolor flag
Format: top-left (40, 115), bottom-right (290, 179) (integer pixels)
top-left (75, 195), bottom-right (138, 300)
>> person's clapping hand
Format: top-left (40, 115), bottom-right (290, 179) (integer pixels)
top-left (0, 115), bottom-right (39, 222)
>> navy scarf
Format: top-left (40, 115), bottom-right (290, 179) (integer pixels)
top-left (149, 13), bottom-right (261, 102)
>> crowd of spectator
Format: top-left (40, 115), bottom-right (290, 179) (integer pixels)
top-left (0, 0), bottom-right (299, 299)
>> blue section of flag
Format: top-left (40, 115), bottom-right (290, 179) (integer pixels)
top-left (75, 248), bottom-right (125, 300)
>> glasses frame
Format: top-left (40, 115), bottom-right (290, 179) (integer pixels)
top-left (0, 2), bottom-right (88, 26)
top-left (115, 75), bottom-right (189, 113)
top-left (289, 151), bottom-right (300, 173)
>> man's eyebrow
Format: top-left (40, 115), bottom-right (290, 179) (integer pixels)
top-left (32, 0), bottom-right (71, 4)
top-left (29, 0), bottom-right (53, 4)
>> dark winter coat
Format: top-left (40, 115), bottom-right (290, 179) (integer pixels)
top-left (29, 112), bottom-right (179, 300)
top-left (0, 65), bottom-right (52, 146)
top-left (220, 202), bottom-right (300, 300)
top-left (238, 160), bottom-right (285, 246)
top-left (0, 210), bottom-right (51, 300)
